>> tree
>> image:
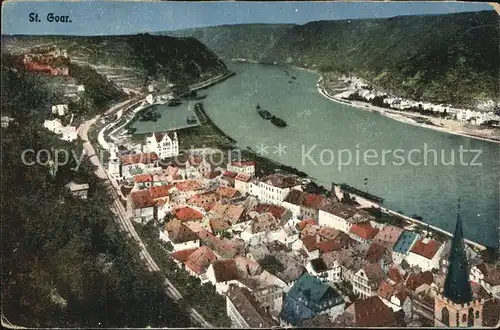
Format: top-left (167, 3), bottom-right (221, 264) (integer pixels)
top-left (260, 255), bottom-right (285, 275)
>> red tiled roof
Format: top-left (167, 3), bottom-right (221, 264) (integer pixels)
top-left (377, 280), bottom-right (396, 301)
top-left (388, 265), bottom-right (404, 284)
top-left (317, 239), bottom-right (340, 254)
top-left (121, 152), bottom-right (159, 165)
top-left (318, 227), bottom-right (340, 240)
top-left (210, 218), bottom-right (231, 233)
top-left (231, 161), bottom-right (255, 167)
top-left (301, 194), bottom-right (327, 209)
top-left (223, 171), bottom-right (238, 178)
top-left (321, 232), bottom-right (352, 252)
top-left (254, 203), bottom-right (271, 214)
top-left (149, 185), bottom-right (173, 199)
top-left (134, 174), bottom-right (153, 183)
top-left (208, 170), bottom-right (222, 179)
top-left (170, 248), bottom-right (198, 263)
top-left (301, 235), bottom-right (319, 252)
top-left (266, 205), bottom-right (286, 220)
top-left (217, 186), bottom-right (240, 199)
top-left (175, 180), bottom-right (202, 191)
top-left (185, 246), bottom-right (217, 274)
top-left (131, 190), bottom-right (156, 209)
top-left (365, 243), bottom-right (388, 264)
top-left (297, 219), bottom-right (316, 231)
top-left (212, 259), bottom-right (240, 282)
top-left (404, 271), bottom-right (434, 291)
top-left (410, 238), bottom-right (441, 259)
top-left (165, 219), bottom-right (199, 244)
top-left (174, 207), bottom-right (204, 222)
top-left (235, 173), bottom-right (252, 182)
top-left (284, 189), bottom-right (307, 205)
top-left (350, 223), bottom-right (379, 240)
top-left (353, 296), bottom-right (397, 327)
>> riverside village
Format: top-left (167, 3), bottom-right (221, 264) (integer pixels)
top-left (2, 1), bottom-right (500, 329)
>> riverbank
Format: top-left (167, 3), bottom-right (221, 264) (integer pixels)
top-left (315, 75), bottom-right (500, 144)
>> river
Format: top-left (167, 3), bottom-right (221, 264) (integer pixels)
top-left (143, 62), bottom-right (500, 247)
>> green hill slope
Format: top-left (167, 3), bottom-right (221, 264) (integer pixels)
top-left (2, 33), bottom-right (230, 87)
top-left (168, 11), bottom-right (499, 107)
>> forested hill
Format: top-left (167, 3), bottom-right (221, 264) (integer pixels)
top-left (2, 33), bottom-right (230, 85)
top-left (167, 10), bottom-right (499, 107)
top-left (1, 56), bottom-right (192, 328)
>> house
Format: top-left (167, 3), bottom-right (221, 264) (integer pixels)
top-left (51, 104), bottom-right (69, 116)
top-left (247, 245), bottom-right (270, 262)
top-left (170, 248), bottom-right (198, 268)
top-left (1, 116), bottom-right (14, 128)
top-left (164, 219), bottom-right (200, 251)
top-left (64, 181), bottom-right (89, 200)
top-left (279, 273), bottom-right (345, 326)
top-left (404, 271), bottom-right (434, 294)
top-left (471, 262), bottom-right (500, 296)
top-left (339, 296), bottom-right (397, 327)
top-left (227, 161), bottom-right (256, 176)
top-left (300, 193), bottom-right (329, 221)
top-left (184, 245), bottom-right (218, 281)
top-left (352, 263), bottom-right (386, 299)
top-left (301, 235), bottom-right (321, 260)
top-left (221, 171), bottom-right (238, 187)
top-left (234, 173), bottom-right (253, 195)
top-left (188, 191), bottom-right (220, 208)
top-left (197, 230), bottom-right (240, 259)
top-left (206, 259), bottom-right (241, 294)
top-left (120, 152), bottom-right (160, 179)
top-left (237, 270), bottom-right (287, 317)
top-left (372, 225), bottom-right (404, 248)
top-left (254, 203), bottom-right (291, 226)
top-left (318, 203), bottom-right (360, 233)
top-left (250, 213), bottom-right (280, 234)
top-left (365, 242), bottom-right (393, 272)
top-left (268, 251), bottom-right (307, 289)
top-left (174, 206), bottom-right (204, 222)
top-left (226, 285), bottom-right (278, 328)
top-left (349, 222), bottom-right (379, 244)
top-left (331, 244), bottom-right (369, 282)
top-left (282, 190), bottom-right (328, 221)
top-left (217, 186), bottom-right (241, 200)
top-left (130, 190), bottom-right (157, 223)
top-left (377, 280), bottom-right (411, 312)
top-left (306, 256), bottom-right (340, 283)
top-left (133, 174), bottom-right (154, 188)
top-left (143, 131), bottom-right (179, 159)
top-left (392, 231), bottom-right (420, 265)
top-left (43, 119), bottom-right (78, 142)
top-left (406, 238), bottom-right (444, 271)
top-left (254, 174), bottom-right (302, 205)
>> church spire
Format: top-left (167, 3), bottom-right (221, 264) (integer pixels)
top-left (443, 197), bottom-right (473, 304)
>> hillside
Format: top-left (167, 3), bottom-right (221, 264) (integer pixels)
top-left (2, 34), bottom-right (230, 90)
top-left (167, 11), bottom-right (499, 107)
top-left (166, 24), bottom-right (296, 60)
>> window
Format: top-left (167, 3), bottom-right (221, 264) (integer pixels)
top-left (475, 311), bottom-right (480, 319)
top-left (462, 314), bottom-right (467, 323)
top-left (468, 308), bottom-right (474, 327)
top-left (441, 307), bottom-right (449, 326)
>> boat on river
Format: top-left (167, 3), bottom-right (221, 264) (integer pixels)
top-left (270, 115), bottom-right (287, 127)
top-left (256, 103), bottom-right (272, 120)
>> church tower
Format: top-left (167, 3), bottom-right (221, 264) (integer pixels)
top-left (434, 199), bottom-right (484, 327)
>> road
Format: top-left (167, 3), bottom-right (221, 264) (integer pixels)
top-left (78, 98), bottom-right (213, 328)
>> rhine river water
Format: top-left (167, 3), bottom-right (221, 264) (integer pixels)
top-left (145, 62), bottom-right (500, 247)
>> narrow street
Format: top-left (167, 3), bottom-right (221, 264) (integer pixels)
top-left (78, 98), bottom-right (213, 328)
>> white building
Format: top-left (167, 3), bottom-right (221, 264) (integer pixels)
top-left (405, 238), bottom-right (444, 272)
top-left (43, 119), bottom-right (78, 142)
top-left (65, 181), bottom-right (89, 200)
top-left (318, 203), bottom-right (359, 233)
top-left (234, 173), bottom-right (253, 196)
top-left (52, 104), bottom-right (69, 116)
top-left (253, 174), bottom-right (302, 205)
top-left (120, 152), bottom-right (161, 179)
top-left (227, 161), bottom-right (256, 176)
top-left (352, 263), bottom-right (385, 299)
top-left (107, 144), bottom-right (121, 177)
top-left (1, 116), bottom-right (14, 128)
top-left (143, 131), bottom-right (179, 160)
top-left (206, 259), bottom-right (241, 295)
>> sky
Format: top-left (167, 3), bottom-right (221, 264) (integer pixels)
top-left (1, 1), bottom-right (494, 36)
